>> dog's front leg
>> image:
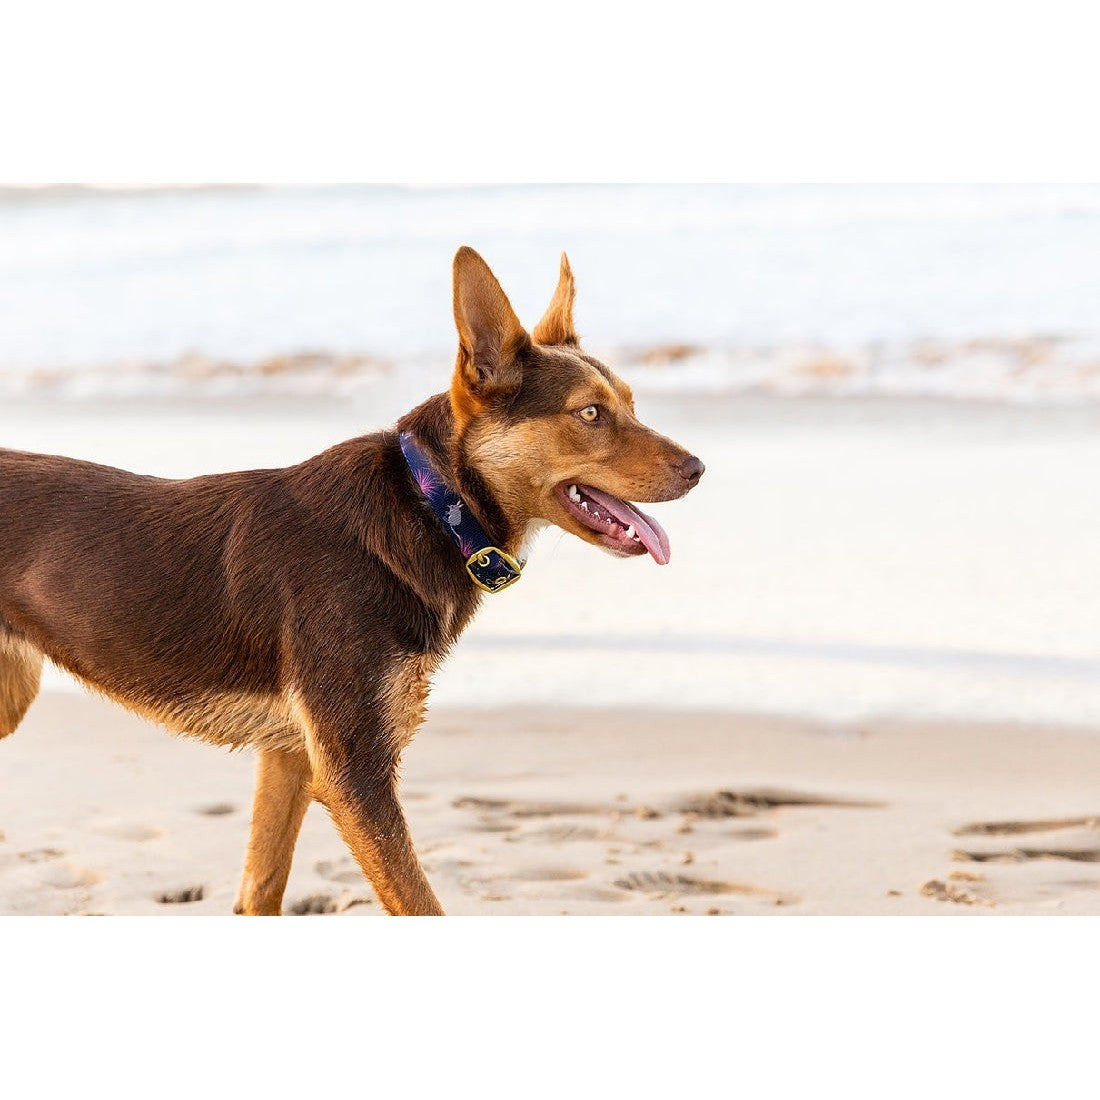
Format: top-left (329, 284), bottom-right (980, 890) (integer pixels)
top-left (315, 767), bottom-right (444, 916)
top-left (292, 685), bottom-right (443, 916)
top-left (234, 748), bottom-right (313, 915)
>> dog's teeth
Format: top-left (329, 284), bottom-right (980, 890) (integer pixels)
top-left (568, 485), bottom-right (581, 502)
top-left (592, 509), bottom-right (600, 518)
top-left (625, 524), bottom-right (635, 539)
top-left (580, 501), bottom-right (588, 511)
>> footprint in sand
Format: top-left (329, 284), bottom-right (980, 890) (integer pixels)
top-left (467, 820), bottom-right (520, 834)
top-left (453, 795), bottom-right (672, 845)
top-left (288, 894), bottom-right (339, 915)
top-left (953, 816), bottom-right (1099, 837)
top-left (18, 847), bottom-right (65, 863)
top-left (953, 847), bottom-right (1100, 864)
top-left (513, 866), bottom-right (588, 883)
top-left (519, 824), bottom-right (609, 844)
top-left (920, 878), bottom-right (993, 907)
top-left (315, 858), bottom-right (365, 884)
top-left (612, 870), bottom-right (788, 903)
top-left (453, 796), bottom-right (619, 844)
top-left (951, 815), bottom-right (1100, 864)
top-left (90, 821), bottom-right (164, 842)
top-left (156, 885), bottom-right (205, 904)
top-left (194, 802), bottom-right (236, 817)
top-left (572, 885), bottom-right (626, 903)
top-left (43, 862), bottom-right (102, 889)
top-left (288, 892), bottom-right (375, 914)
top-left (453, 796), bottom-right (608, 818)
top-left (672, 788), bottom-right (884, 819)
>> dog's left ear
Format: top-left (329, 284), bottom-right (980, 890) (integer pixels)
top-left (451, 246), bottom-right (530, 419)
top-left (532, 252), bottom-right (578, 347)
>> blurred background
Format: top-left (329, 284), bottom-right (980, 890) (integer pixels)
top-left (2, 182), bottom-right (1099, 727)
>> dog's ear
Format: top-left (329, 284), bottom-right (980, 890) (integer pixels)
top-left (451, 246), bottom-right (529, 417)
top-left (532, 252), bottom-right (578, 347)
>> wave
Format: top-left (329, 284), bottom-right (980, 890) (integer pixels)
top-left (6, 335), bottom-right (1100, 405)
top-left (4, 183), bottom-right (1100, 397)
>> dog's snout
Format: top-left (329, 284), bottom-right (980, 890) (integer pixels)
top-left (677, 455), bottom-right (705, 485)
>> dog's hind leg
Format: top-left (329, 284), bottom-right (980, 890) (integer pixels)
top-left (0, 630), bottom-right (43, 738)
top-left (234, 748), bottom-right (313, 915)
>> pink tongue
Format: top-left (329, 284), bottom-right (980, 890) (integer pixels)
top-left (582, 485), bottom-right (672, 565)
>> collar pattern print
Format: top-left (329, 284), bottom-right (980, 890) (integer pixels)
top-left (399, 431), bottom-right (524, 593)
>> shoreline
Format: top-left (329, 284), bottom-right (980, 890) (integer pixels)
top-left (6, 386), bottom-right (1100, 427)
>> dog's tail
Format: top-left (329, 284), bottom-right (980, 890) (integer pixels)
top-left (0, 628), bottom-right (43, 738)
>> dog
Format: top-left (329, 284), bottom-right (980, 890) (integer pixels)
top-left (0, 247), bottom-right (704, 915)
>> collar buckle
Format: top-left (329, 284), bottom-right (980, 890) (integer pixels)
top-left (465, 547), bottom-right (524, 593)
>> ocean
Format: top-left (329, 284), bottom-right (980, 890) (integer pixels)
top-left (3, 182), bottom-right (1100, 403)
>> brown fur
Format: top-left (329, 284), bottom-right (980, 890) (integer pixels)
top-left (0, 248), bottom-right (703, 915)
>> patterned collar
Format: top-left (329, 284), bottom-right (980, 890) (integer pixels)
top-left (399, 431), bottom-right (524, 594)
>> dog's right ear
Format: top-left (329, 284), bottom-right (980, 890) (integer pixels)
top-left (451, 246), bottom-right (530, 420)
top-left (532, 252), bottom-right (578, 347)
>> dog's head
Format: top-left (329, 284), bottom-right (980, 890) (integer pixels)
top-left (449, 247), bottom-right (704, 564)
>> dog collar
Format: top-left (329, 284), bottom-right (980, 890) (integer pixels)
top-left (399, 431), bottom-right (523, 594)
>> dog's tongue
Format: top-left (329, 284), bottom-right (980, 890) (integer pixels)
top-left (581, 485), bottom-right (672, 565)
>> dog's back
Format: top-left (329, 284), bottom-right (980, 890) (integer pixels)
top-left (0, 443), bottom-right (344, 745)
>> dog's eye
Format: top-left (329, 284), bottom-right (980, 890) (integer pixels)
top-left (577, 405), bottom-right (601, 424)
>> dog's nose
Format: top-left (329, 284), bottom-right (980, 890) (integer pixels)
top-left (677, 455), bottom-right (705, 484)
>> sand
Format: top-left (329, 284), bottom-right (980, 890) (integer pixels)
top-left (2, 692), bottom-right (1099, 916)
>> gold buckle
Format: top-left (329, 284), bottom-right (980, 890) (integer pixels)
top-left (465, 546), bottom-right (524, 593)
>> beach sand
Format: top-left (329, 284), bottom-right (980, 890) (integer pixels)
top-left (3, 692), bottom-right (1099, 915)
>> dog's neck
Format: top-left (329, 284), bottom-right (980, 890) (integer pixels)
top-left (398, 430), bottom-right (524, 594)
top-left (396, 393), bottom-right (520, 558)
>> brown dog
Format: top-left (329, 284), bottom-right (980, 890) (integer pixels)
top-left (0, 248), bottom-right (703, 915)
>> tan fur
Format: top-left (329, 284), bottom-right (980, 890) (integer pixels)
top-left (532, 253), bottom-right (578, 346)
top-left (286, 687), bottom-right (325, 776)
top-left (67, 678), bottom-right (305, 755)
top-left (234, 748), bottom-right (313, 915)
top-left (153, 691), bottom-right (302, 753)
top-left (381, 653), bottom-right (437, 755)
top-left (0, 633), bottom-right (43, 738)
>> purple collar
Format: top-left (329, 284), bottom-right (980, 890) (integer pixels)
top-left (399, 431), bottom-right (523, 594)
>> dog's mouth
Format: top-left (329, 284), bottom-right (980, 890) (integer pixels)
top-left (554, 482), bottom-right (671, 565)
